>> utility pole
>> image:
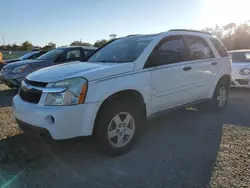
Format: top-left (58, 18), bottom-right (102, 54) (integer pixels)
top-left (3, 36), bottom-right (5, 46)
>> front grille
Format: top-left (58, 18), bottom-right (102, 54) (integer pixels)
top-left (24, 79), bottom-right (48, 88)
top-left (236, 79), bottom-right (249, 85)
top-left (19, 87), bottom-right (42, 104)
top-left (19, 79), bottom-right (47, 104)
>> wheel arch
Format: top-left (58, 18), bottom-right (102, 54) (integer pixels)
top-left (210, 74), bottom-right (231, 98)
top-left (217, 74), bottom-right (231, 86)
top-left (93, 89), bottom-right (147, 134)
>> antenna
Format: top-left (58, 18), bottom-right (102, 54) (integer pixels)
top-left (2, 36), bottom-right (5, 46)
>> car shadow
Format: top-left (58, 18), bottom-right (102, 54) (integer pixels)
top-left (0, 89), bottom-right (249, 187)
top-left (0, 88), bottom-right (17, 108)
top-left (0, 107), bottom-right (223, 188)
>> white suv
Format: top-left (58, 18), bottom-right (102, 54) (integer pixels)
top-left (13, 30), bottom-right (231, 155)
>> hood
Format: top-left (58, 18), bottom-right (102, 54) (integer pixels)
top-left (27, 61), bottom-right (135, 83)
top-left (3, 59), bottom-right (52, 70)
top-left (2, 59), bottom-right (20, 64)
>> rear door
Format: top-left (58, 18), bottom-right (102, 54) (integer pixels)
top-left (183, 35), bottom-right (216, 99)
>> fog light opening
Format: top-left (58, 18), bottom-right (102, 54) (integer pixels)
top-left (45, 115), bottom-right (55, 125)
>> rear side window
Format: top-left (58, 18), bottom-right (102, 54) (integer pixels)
top-left (210, 37), bottom-right (228, 57)
top-left (185, 36), bottom-right (214, 60)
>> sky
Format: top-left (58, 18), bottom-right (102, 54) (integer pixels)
top-left (1, 0), bottom-right (249, 46)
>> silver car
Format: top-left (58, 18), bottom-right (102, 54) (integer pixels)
top-left (229, 50), bottom-right (250, 88)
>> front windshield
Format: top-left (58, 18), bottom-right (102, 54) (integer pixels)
top-left (37, 48), bottom-right (65, 60)
top-left (87, 35), bottom-right (155, 63)
top-left (19, 52), bottom-right (37, 60)
top-left (229, 52), bottom-right (250, 62)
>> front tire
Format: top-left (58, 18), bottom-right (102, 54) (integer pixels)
top-left (95, 100), bottom-right (141, 155)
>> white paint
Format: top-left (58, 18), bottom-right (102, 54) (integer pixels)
top-left (13, 30), bottom-right (231, 140)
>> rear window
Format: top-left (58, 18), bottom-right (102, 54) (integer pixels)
top-left (210, 37), bottom-right (228, 57)
top-left (229, 51), bottom-right (250, 62)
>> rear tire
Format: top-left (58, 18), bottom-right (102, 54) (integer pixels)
top-left (209, 80), bottom-right (229, 111)
top-left (94, 100), bottom-right (142, 156)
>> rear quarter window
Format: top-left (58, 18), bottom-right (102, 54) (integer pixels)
top-left (210, 37), bottom-right (228, 57)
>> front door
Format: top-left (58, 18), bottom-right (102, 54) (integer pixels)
top-left (147, 36), bottom-right (196, 114)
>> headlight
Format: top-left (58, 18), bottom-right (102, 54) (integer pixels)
top-left (12, 65), bottom-right (29, 74)
top-left (45, 77), bottom-right (88, 106)
top-left (240, 68), bottom-right (250, 75)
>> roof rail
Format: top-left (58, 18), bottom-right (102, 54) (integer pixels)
top-left (168, 29), bottom-right (212, 35)
top-left (126, 34), bottom-right (141, 37)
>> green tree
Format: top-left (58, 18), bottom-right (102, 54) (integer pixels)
top-left (21, 41), bottom-right (33, 51)
top-left (109, 34), bottom-right (117, 40)
top-left (93, 39), bottom-right (108, 47)
top-left (42, 42), bottom-right (56, 51)
top-left (70, 41), bottom-right (92, 46)
top-left (202, 21), bottom-right (250, 50)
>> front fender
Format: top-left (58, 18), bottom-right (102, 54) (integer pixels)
top-left (85, 70), bottom-right (152, 114)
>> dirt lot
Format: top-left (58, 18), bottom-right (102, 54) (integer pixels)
top-left (0, 84), bottom-right (249, 188)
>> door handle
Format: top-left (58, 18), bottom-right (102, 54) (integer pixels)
top-left (211, 62), bottom-right (218, 65)
top-left (183, 66), bottom-right (191, 71)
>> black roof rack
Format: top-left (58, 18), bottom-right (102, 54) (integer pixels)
top-left (168, 29), bottom-right (212, 35)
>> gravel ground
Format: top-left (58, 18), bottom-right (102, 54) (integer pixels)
top-left (0, 84), bottom-right (249, 188)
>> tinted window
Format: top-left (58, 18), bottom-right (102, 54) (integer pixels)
top-left (229, 51), bottom-right (250, 62)
top-left (84, 49), bottom-right (95, 55)
top-left (57, 49), bottom-right (81, 62)
top-left (150, 37), bottom-right (186, 66)
top-left (19, 52), bottom-right (38, 60)
top-left (37, 49), bottom-right (65, 60)
top-left (88, 35), bottom-right (155, 63)
top-left (185, 36), bottom-right (214, 60)
top-left (28, 53), bottom-right (41, 59)
top-left (210, 37), bottom-right (228, 57)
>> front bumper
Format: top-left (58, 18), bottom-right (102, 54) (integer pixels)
top-left (13, 95), bottom-right (101, 140)
top-left (231, 75), bottom-right (250, 88)
top-left (16, 118), bottom-right (52, 138)
top-left (0, 71), bottom-right (25, 87)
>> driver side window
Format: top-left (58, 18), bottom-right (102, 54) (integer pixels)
top-left (149, 36), bottom-right (186, 67)
top-left (57, 49), bottom-right (81, 63)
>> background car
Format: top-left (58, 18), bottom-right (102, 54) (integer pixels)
top-left (0, 46), bottom-right (97, 88)
top-left (229, 50), bottom-right (250, 88)
top-left (0, 50), bottom-right (48, 70)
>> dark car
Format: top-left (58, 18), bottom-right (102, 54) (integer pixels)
top-left (0, 50), bottom-right (48, 70)
top-left (0, 46), bottom-right (97, 88)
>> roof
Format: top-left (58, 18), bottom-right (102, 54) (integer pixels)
top-left (228, 49), bottom-right (250, 53)
top-left (58, 46), bottom-right (97, 50)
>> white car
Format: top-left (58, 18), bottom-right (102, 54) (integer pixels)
top-left (13, 30), bottom-right (231, 155)
top-left (229, 50), bottom-right (250, 88)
